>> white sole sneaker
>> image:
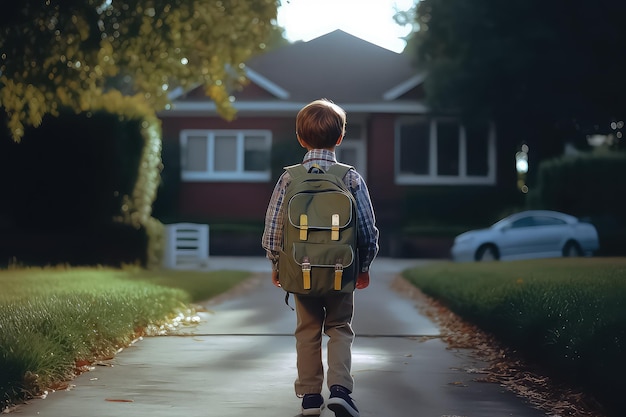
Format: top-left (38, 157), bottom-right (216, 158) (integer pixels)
top-left (302, 406), bottom-right (323, 416)
top-left (327, 398), bottom-right (359, 417)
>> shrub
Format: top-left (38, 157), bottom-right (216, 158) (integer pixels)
top-left (0, 108), bottom-right (164, 267)
top-left (403, 258), bottom-right (626, 415)
top-left (529, 152), bottom-right (626, 218)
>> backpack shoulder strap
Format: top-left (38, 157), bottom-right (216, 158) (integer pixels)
top-left (285, 162), bottom-right (352, 179)
top-left (284, 164), bottom-right (307, 179)
top-left (327, 162), bottom-right (353, 179)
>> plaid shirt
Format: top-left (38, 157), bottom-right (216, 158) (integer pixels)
top-left (262, 149), bottom-right (379, 272)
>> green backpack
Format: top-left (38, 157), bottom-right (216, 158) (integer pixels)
top-left (278, 163), bottom-right (358, 297)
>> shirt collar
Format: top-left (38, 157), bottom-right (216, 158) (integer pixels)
top-left (302, 149), bottom-right (337, 170)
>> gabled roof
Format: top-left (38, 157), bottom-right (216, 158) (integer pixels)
top-left (166, 30), bottom-right (427, 115)
top-left (242, 30), bottom-right (421, 102)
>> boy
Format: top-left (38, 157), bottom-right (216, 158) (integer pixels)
top-left (262, 99), bottom-right (379, 417)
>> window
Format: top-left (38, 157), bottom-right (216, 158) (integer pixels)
top-left (180, 130), bottom-right (271, 182)
top-left (398, 118), bottom-right (430, 175)
top-left (395, 117), bottom-right (496, 185)
top-left (336, 122), bottom-right (367, 179)
top-left (511, 217), bottom-right (536, 228)
top-left (437, 120), bottom-right (460, 176)
top-left (533, 216), bottom-right (566, 227)
top-left (511, 216), bottom-right (566, 229)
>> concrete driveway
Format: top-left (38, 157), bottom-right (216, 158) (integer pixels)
top-left (12, 257), bottom-right (546, 417)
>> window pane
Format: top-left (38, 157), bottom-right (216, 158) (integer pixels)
top-left (345, 124), bottom-right (362, 140)
top-left (512, 217), bottom-right (536, 228)
top-left (244, 135), bottom-right (269, 172)
top-left (437, 121), bottom-right (459, 176)
top-left (186, 136), bottom-right (208, 171)
top-left (214, 135), bottom-right (237, 172)
top-left (535, 216), bottom-right (566, 226)
top-left (399, 120), bottom-right (429, 175)
top-left (465, 122), bottom-right (489, 176)
top-left (337, 147), bottom-right (357, 167)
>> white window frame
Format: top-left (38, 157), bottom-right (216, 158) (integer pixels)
top-left (180, 129), bottom-right (272, 182)
top-left (394, 117), bottom-right (496, 185)
top-left (336, 139), bottom-right (367, 179)
top-left (336, 117), bottom-right (367, 180)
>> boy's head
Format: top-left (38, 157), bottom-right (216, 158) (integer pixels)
top-left (296, 99), bottom-right (346, 150)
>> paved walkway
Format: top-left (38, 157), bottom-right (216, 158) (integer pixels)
top-left (12, 257), bottom-right (546, 417)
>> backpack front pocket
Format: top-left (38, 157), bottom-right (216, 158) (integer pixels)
top-left (278, 243), bottom-right (357, 295)
top-left (291, 242), bottom-right (354, 268)
top-left (287, 191), bottom-right (353, 232)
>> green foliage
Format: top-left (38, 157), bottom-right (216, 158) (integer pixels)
top-left (412, 0), bottom-right (626, 140)
top-left (0, 266), bottom-right (250, 410)
top-left (0, 1), bottom-right (279, 264)
top-left (0, 268), bottom-right (188, 408)
top-left (404, 257), bottom-right (626, 414)
top-left (0, 109), bottom-right (164, 267)
top-left (527, 151), bottom-right (626, 255)
top-left (0, 0), bottom-right (278, 141)
top-left (528, 152), bottom-right (626, 217)
top-left (263, 23), bottom-right (291, 52)
top-left (130, 269), bottom-right (249, 303)
top-left (0, 110), bottom-right (142, 227)
top-left (152, 135), bottom-right (182, 222)
top-left (403, 185), bottom-right (523, 232)
top-left (270, 135), bottom-right (306, 182)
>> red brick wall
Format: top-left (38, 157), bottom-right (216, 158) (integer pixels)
top-left (179, 182), bottom-right (272, 222)
top-left (367, 114), bottom-right (406, 229)
top-left (160, 115), bottom-right (295, 222)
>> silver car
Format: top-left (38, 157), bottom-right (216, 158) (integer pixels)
top-left (451, 210), bottom-right (600, 262)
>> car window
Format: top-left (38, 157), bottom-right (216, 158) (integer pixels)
top-left (510, 217), bottom-right (536, 228)
top-left (533, 216), bottom-right (566, 226)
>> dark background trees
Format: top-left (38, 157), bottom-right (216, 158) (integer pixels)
top-left (410, 0), bottom-right (626, 165)
top-left (0, 0), bottom-right (278, 141)
top-left (0, 0), bottom-right (278, 266)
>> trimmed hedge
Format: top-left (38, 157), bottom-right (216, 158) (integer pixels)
top-left (528, 152), bottom-right (626, 255)
top-left (0, 109), bottom-right (162, 267)
top-left (529, 152), bottom-right (626, 218)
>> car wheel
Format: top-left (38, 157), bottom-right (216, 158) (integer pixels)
top-left (563, 240), bottom-right (583, 257)
top-left (476, 244), bottom-right (499, 261)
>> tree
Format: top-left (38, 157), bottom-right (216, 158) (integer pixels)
top-left (411, 0), bottom-right (626, 154)
top-left (263, 22), bottom-right (290, 52)
top-left (0, 0), bottom-right (278, 141)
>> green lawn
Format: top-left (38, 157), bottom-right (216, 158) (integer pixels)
top-left (0, 266), bottom-right (249, 411)
top-left (5, 258), bottom-right (625, 414)
top-left (403, 257), bottom-right (626, 415)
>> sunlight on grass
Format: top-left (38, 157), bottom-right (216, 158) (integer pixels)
top-left (0, 266), bottom-right (250, 410)
top-left (403, 257), bottom-right (626, 413)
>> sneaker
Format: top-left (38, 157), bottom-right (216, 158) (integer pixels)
top-left (327, 385), bottom-right (359, 417)
top-left (301, 393), bottom-right (324, 416)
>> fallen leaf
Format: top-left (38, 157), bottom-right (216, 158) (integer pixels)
top-left (391, 276), bottom-right (606, 417)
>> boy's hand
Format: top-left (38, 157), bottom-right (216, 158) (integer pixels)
top-left (271, 270), bottom-right (281, 288)
top-left (356, 271), bottom-right (370, 289)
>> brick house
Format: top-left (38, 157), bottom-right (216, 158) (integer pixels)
top-left (157, 30), bottom-right (504, 257)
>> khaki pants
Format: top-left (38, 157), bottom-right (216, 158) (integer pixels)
top-left (294, 292), bottom-right (355, 396)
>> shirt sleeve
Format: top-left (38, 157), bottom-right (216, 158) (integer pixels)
top-left (346, 170), bottom-right (379, 272)
top-left (261, 171), bottom-right (290, 269)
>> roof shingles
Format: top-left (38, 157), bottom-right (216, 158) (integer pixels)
top-left (242, 30), bottom-right (418, 102)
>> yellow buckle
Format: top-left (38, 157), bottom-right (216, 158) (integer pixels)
top-left (300, 214), bottom-right (308, 240)
top-left (334, 262), bottom-right (343, 290)
top-left (331, 214), bottom-right (339, 241)
top-left (302, 257), bottom-right (311, 290)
